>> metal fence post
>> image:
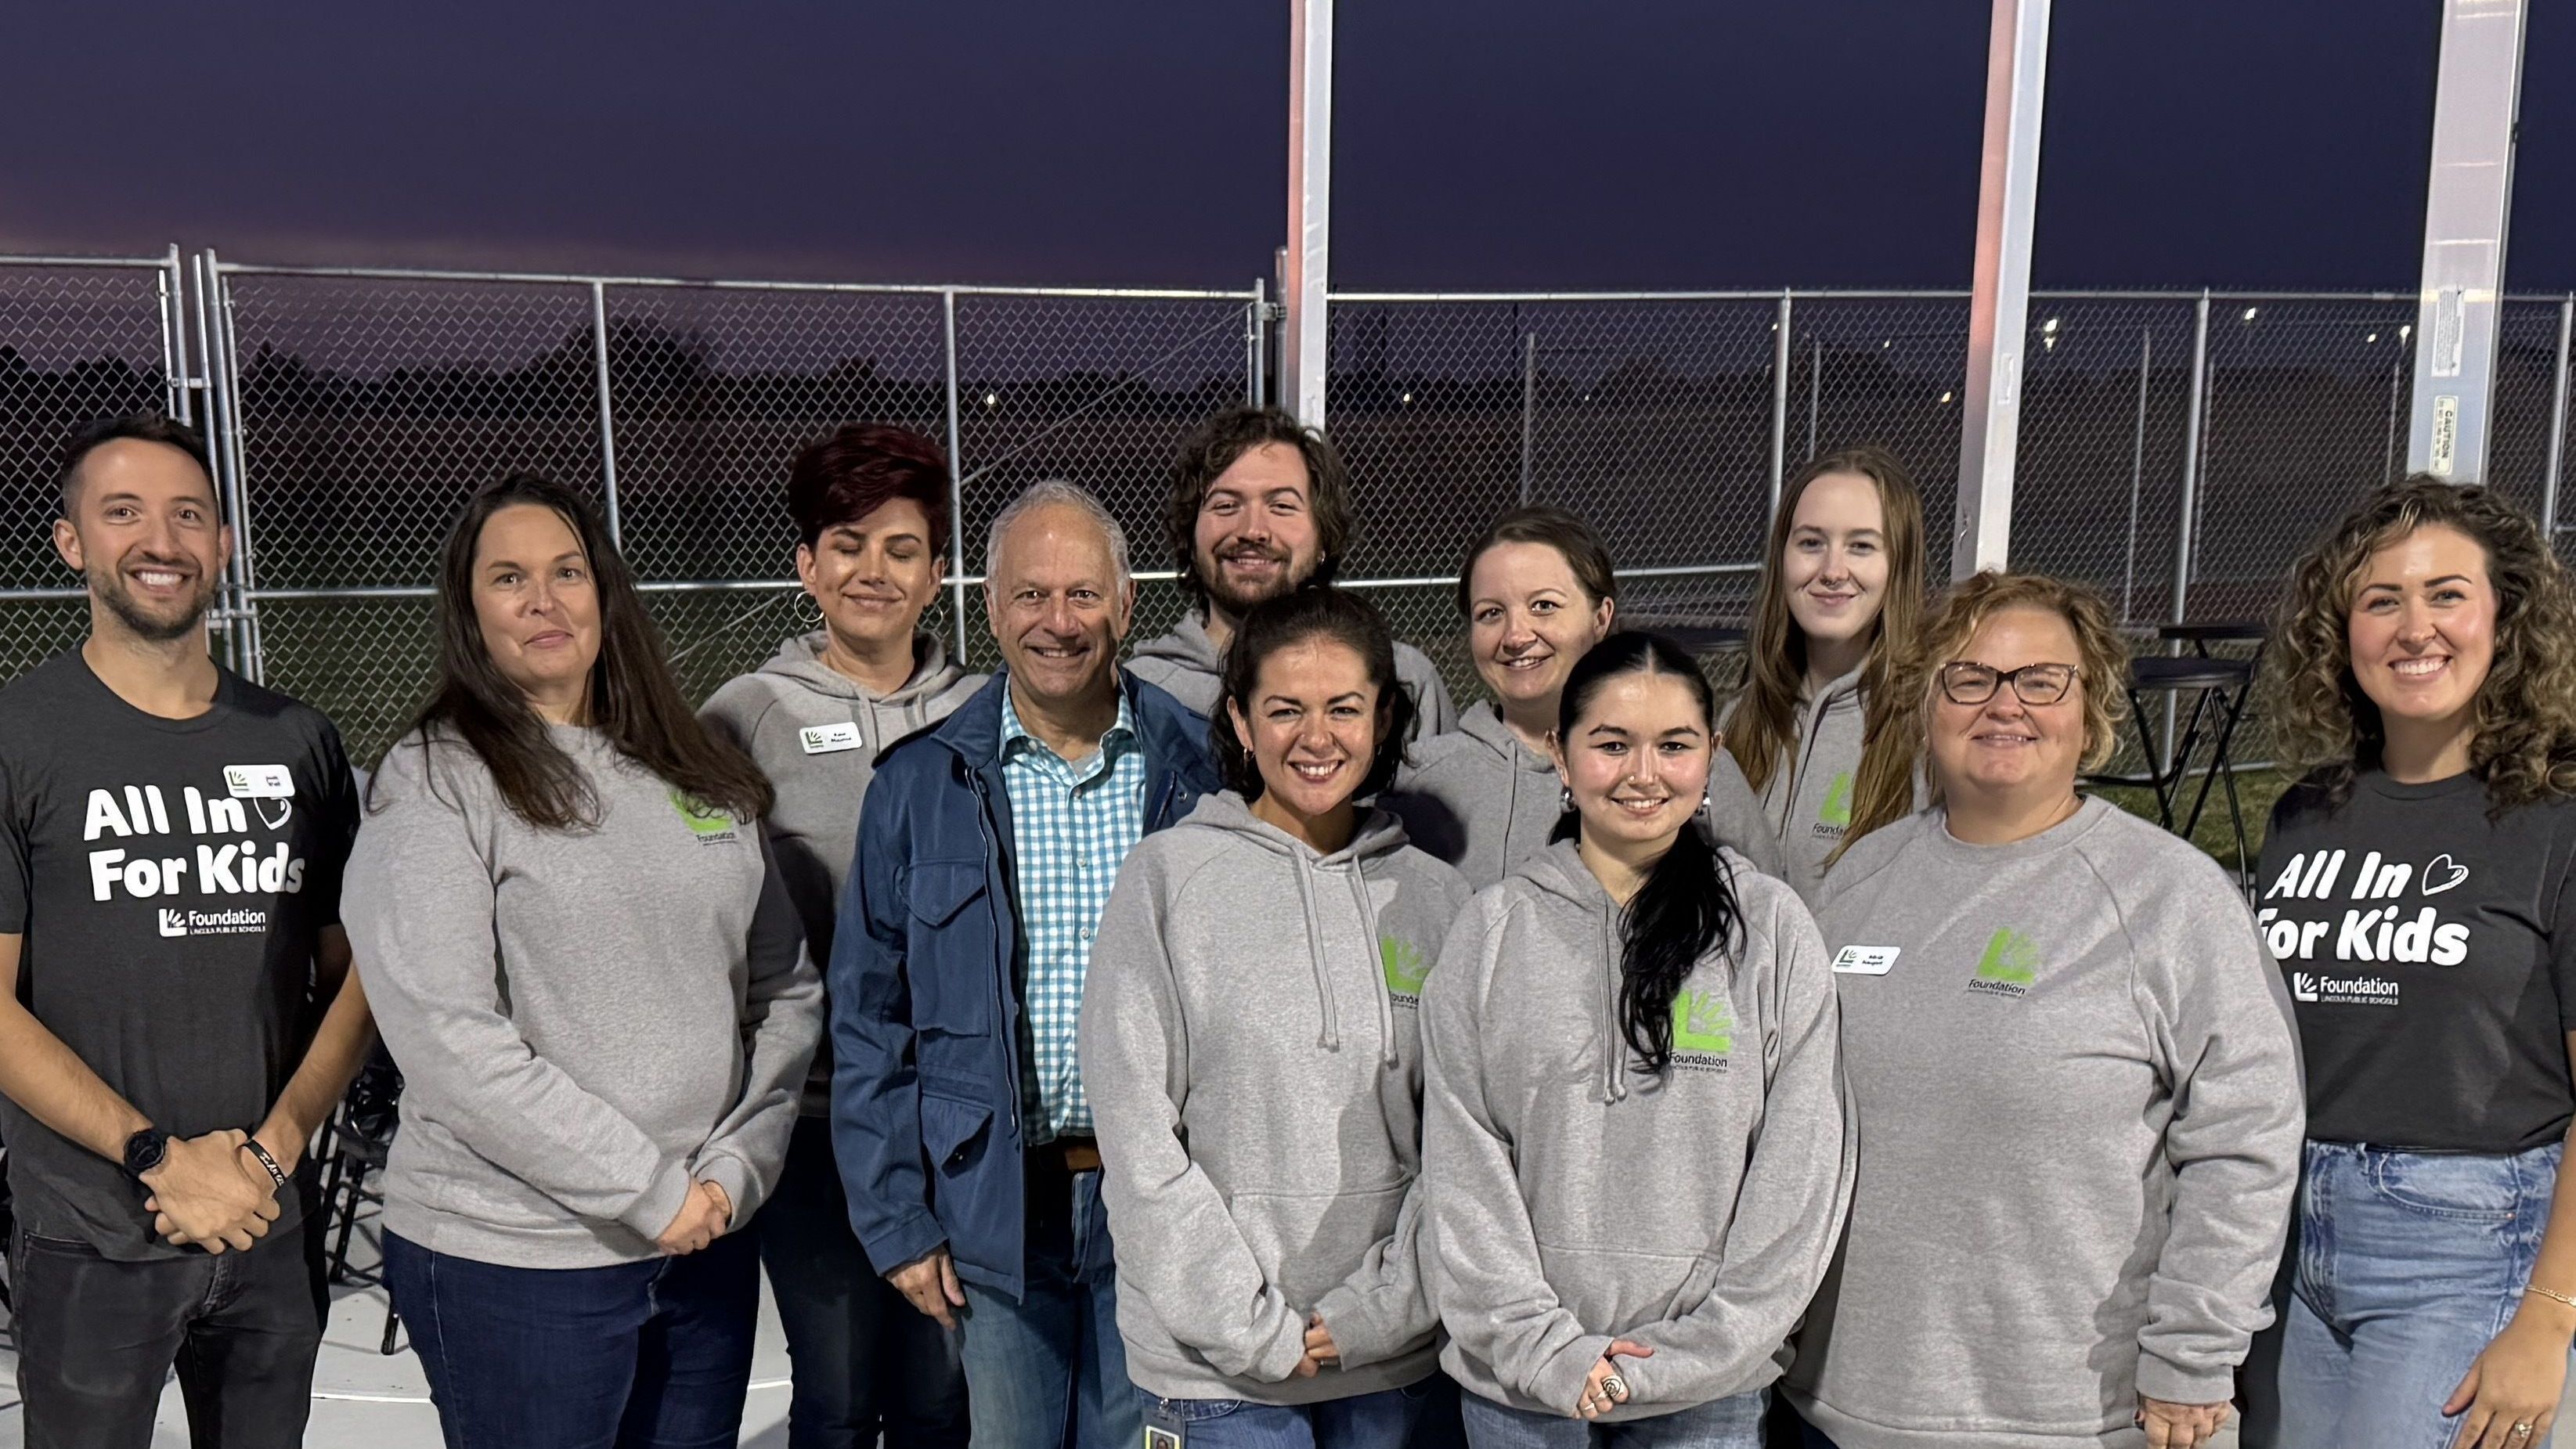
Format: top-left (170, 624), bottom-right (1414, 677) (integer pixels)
top-left (2543, 294), bottom-right (2572, 542)
top-left (943, 290), bottom-right (969, 658)
top-left (589, 281), bottom-right (624, 546)
top-left (1518, 332), bottom-right (1537, 504)
top-left (2121, 326), bottom-right (2151, 622)
top-left (1246, 279), bottom-right (1268, 408)
top-left (2170, 290), bottom-right (2211, 627)
top-left (1806, 336), bottom-right (1821, 462)
top-left (1769, 291), bottom-right (1792, 522)
top-left (158, 244), bottom-right (189, 426)
top-left (203, 251), bottom-right (265, 683)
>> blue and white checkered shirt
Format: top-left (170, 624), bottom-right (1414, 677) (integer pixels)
top-left (998, 685), bottom-right (1146, 1144)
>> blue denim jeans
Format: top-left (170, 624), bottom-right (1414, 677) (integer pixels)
top-left (1139, 1382), bottom-right (1433, 1447)
top-left (1458, 1388), bottom-right (1766, 1448)
top-left (2278, 1138), bottom-right (2567, 1449)
top-left (758, 1115), bottom-right (967, 1447)
top-left (383, 1229), bottom-right (759, 1449)
top-left (957, 1154), bottom-right (1140, 1449)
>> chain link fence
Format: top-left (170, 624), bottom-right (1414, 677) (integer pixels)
top-left (0, 253), bottom-right (196, 685)
top-left (4, 255), bottom-right (2573, 772)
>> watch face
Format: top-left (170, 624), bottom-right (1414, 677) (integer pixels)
top-left (126, 1130), bottom-right (168, 1178)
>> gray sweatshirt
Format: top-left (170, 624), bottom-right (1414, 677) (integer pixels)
top-left (346, 726), bottom-right (824, 1269)
top-left (1083, 792), bottom-right (1471, 1403)
top-left (1128, 610), bottom-right (1459, 739)
top-left (1386, 701), bottom-right (1783, 890)
top-left (699, 629), bottom-right (984, 1115)
top-left (1421, 841), bottom-right (1854, 1422)
top-left (1788, 799), bottom-right (2302, 1448)
top-left (1731, 665), bottom-right (1867, 903)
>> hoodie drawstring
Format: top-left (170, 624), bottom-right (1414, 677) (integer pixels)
top-left (1344, 867), bottom-right (1398, 1068)
top-left (1599, 903), bottom-right (1627, 1105)
top-left (1293, 853), bottom-right (1340, 1051)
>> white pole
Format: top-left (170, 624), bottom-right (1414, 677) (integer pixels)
top-left (1282, 0), bottom-right (1333, 426)
top-left (2408, 0), bottom-right (2527, 482)
top-left (1951, 0), bottom-right (2051, 580)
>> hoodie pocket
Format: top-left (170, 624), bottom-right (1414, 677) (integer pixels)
top-left (1532, 1242), bottom-right (1702, 1338)
top-left (1225, 1180), bottom-right (1410, 1305)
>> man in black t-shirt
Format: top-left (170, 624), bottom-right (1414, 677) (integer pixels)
top-left (0, 416), bottom-right (373, 1449)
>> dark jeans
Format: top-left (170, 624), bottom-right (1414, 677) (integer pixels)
top-left (759, 1113), bottom-right (967, 1447)
top-left (10, 1214), bottom-right (327, 1449)
top-left (384, 1227), bottom-right (759, 1449)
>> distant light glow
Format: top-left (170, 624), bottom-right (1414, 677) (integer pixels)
top-left (2041, 317), bottom-right (2060, 333)
top-left (2242, 307), bottom-right (2260, 322)
top-left (2366, 332), bottom-right (2379, 344)
top-left (1939, 391), bottom-right (1955, 404)
top-left (983, 392), bottom-right (998, 407)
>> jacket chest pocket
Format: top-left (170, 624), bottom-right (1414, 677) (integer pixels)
top-left (903, 860), bottom-right (994, 1036)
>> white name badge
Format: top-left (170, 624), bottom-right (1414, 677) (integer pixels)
top-left (223, 765), bottom-right (297, 799)
top-left (1832, 945), bottom-right (1900, 975)
top-left (799, 723), bottom-right (864, 755)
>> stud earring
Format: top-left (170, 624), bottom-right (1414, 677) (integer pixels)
top-left (1560, 786), bottom-right (1575, 811)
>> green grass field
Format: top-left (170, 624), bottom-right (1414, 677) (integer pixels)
top-left (2095, 768), bottom-right (2289, 879)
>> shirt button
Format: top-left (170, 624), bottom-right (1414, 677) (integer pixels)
top-left (1080, 928), bottom-right (1094, 942)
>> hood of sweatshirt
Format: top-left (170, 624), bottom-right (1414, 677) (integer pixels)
top-left (1081, 788), bottom-right (1473, 1402)
top-left (1382, 702), bottom-right (1561, 892)
top-left (754, 628), bottom-right (969, 708)
top-left (1129, 609), bottom-right (1224, 677)
top-left (1759, 664), bottom-right (1869, 899)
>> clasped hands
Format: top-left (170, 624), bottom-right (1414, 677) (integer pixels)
top-left (144, 1128), bottom-right (285, 1253)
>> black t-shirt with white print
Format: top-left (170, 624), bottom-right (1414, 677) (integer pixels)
top-left (0, 651), bottom-right (358, 1260)
top-left (2257, 768), bottom-right (2576, 1153)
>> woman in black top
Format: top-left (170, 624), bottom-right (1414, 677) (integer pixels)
top-left (2259, 477), bottom-right (2576, 1449)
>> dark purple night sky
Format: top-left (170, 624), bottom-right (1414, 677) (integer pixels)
top-left (5, 1), bottom-right (2570, 291)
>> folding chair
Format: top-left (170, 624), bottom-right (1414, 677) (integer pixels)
top-left (2087, 622), bottom-right (2268, 891)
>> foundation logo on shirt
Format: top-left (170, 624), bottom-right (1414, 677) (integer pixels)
top-left (1967, 928), bottom-right (2040, 998)
top-left (667, 788), bottom-right (740, 845)
top-left (1669, 989), bottom-right (1734, 1072)
top-left (1380, 937), bottom-right (1430, 1007)
top-left (1816, 771), bottom-right (1853, 837)
top-left (157, 906), bottom-right (269, 938)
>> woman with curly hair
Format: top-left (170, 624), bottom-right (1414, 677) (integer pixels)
top-left (2256, 478), bottom-right (2576, 1449)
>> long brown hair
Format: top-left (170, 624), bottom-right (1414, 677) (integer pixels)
top-left (1840, 570), bottom-right (2130, 852)
top-left (2269, 476), bottom-right (2576, 812)
top-left (1726, 446), bottom-right (1926, 798)
top-left (384, 473), bottom-right (774, 830)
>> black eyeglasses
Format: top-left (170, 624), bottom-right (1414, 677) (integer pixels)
top-left (1937, 661), bottom-right (2080, 707)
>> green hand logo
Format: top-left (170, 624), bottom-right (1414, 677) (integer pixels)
top-left (1975, 928), bottom-right (2040, 985)
top-left (1381, 937), bottom-right (1430, 996)
top-left (1671, 989), bottom-right (1735, 1053)
top-left (1819, 771), bottom-right (1853, 828)
top-left (668, 788), bottom-right (734, 837)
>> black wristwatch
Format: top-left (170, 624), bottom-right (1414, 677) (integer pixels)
top-left (123, 1126), bottom-right (171, 1184)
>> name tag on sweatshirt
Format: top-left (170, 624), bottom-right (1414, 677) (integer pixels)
top-left (223, 764), bottom-right (296, 799)
top-left (1832, 945), bottom-right (1900, 975)
top-left (799, 723), bottom-right (864, 755)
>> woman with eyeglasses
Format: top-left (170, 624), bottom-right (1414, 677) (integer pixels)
top-left (1784, 572), bottom-right (2300, 1449)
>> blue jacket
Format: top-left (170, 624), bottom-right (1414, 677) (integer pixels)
top-left (829, 668), bottom-right (1218, 1300)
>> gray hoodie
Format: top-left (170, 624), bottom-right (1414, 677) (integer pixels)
top-left (1083, 792), bottom-right (1472, 1404)
top-left (700, 629), bottom-right (984, 1115)
top-left (1788, 799), bottom-right (2302, 1448)
top-left (347, 726), bottom-right (823, 1269)
top-left (1731, 664), bottom-right (1867, 903)
top-left (1386, 701), bottom-right (1784, 890)
top-left (1421, 841), bottom-right (1854, 1422)
top-left (1127, 610), bottom-right (1459, 739)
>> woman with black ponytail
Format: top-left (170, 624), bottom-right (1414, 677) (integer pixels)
top-left (1420, 631), bottom-right (1854, 1447)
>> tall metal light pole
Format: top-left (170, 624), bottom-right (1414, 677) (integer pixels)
top-left (1951, 0), bottom-right (2051, 579)
top-left (1281, 0), bottom-right (1333, 427)
top-left (2408, 0), bottom-right (2528, 482)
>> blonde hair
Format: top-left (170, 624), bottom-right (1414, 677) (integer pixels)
top-left (2268, 475), bottom-right (2576, 810)
top-left (1840, 570), bottom-right (2131, 853)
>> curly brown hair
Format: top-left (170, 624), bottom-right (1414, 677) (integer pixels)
top-left (2268, 475), bottom-right (2576, 811)
top-left (1839, 570), bottom-right (2131, 856)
